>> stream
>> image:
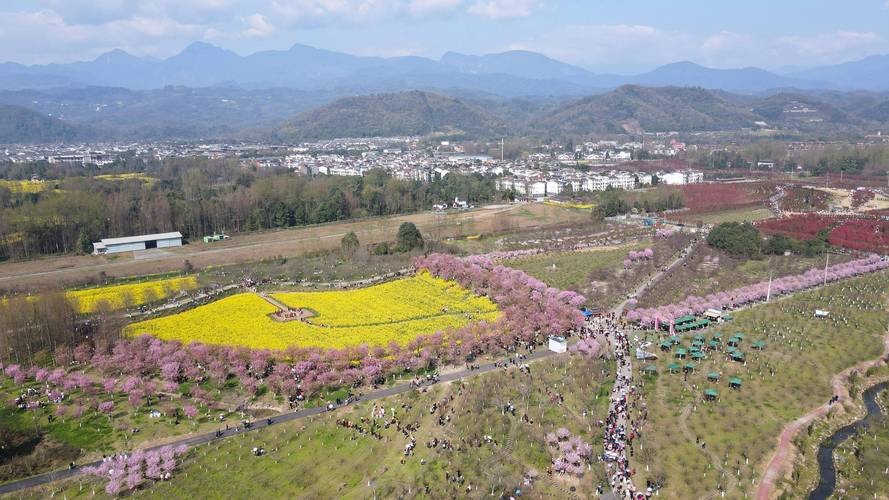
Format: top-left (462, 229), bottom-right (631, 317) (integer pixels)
top-left (809, 381), bottom-right (889, 500)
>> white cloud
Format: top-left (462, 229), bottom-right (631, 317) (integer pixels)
top-left (467, 0), bottom-right (540, 19)
top-left (409, 0), bottom-right (464, 17)
top-left (240, 13), bottom-right (275, 38)
top-left (0, 9), bottom-right (206, 63)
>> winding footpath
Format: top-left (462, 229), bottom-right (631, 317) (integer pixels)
top-left (756, 322), bottom-right (889, 500)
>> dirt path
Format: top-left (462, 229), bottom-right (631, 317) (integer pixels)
top-left (256, 292), bottom-right (289, 312)
top-left (756, 324), bottom-right (889, 500)
top-left (677, 386), bottom-right (738, 499)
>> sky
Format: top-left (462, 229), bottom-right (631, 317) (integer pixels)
top-left (2, 0), bottom-right (889, 73)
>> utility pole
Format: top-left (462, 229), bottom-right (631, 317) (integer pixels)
top-left (823, 251), bottom-right (830, 285)
top-left (766, 271), bottom-right (773, 303)
top-left (500, 138), bottom-right (504, 162)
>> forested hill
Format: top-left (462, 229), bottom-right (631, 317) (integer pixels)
top-left (276, 91), bottom-right (507, 140)
top-left (534, 86), bottom-right (759, 135)
top-left (0, 104), bottom-right (87, 144)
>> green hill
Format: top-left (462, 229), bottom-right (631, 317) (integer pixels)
top-left (0, 104), bottom-right (86, 143)
top-left (276, 91), bottom-right (506, 140)
top-left (535, 85), bottom-right (758, 135)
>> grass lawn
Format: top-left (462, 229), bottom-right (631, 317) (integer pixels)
top-left (695, 207), bottom-right (775, 224)
top-left (629, 270), bottom-right (889, 499)
top-left (26, 356), bottom-right (615, 499)
top-left (504, 245), bottom-right (639, 292)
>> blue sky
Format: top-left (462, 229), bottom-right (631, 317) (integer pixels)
top-left (2, 0), bottom-right (889, 72)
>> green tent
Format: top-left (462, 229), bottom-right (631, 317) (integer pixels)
top-left (642, 365), bottom-right (658, 374)
top-left (693, 334), bottom-right (706, 341)
top-left (659, 341), bottom-right (672, 351)
top-left (708, 340), bottom-right (720, 350)
top-left (734, 333), bottom-right (745, 339)
top-left (731, 352), bottom-right (746, 362)
top-left (669, 336), bottom-right (681, 345)
top-left (729, 377), bottom-right (743, 388)
top-left (704, 389), bottom-right (719, 400)
top-left (712, 333), bottom-right (722, 340)
top-left (675, 315), bottom-right (696, 325)
top-left (684, 362), bottom-right (696, 371)
top-left (691, 351), bottom-right (705, 360)
top-left (752, 341), bottom-right (766, 350)
top-left (675, 348), bottom-right (687, 358)
top-left (707, 372), bottom-right (720, 381)
top-left (667, 363), bottom-right (681, 373)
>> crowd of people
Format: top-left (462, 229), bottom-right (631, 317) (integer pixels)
top-left (587, 315), bottom-right (653, 499)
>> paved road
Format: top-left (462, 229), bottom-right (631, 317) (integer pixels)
top-left (0, 346), bottom-right (558, 495)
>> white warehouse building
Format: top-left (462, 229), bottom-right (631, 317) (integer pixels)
top-left (92, 232), bottom-right (183, 255)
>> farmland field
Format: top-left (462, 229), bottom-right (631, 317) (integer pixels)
top-left (67, 276), bottom-right (198, 313)
top-left (125, 272), bottom-right (500, 350)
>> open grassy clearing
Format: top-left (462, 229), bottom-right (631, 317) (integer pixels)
top-left (694, 207), bottom-right (775, 224)
top-left (504, 243), bottom-right (647, 292)
top-left (20, 356), bottom-right (614, 499)
top-left (629, 271), bottom-right (889, 499)
top-left (636, 247), bottom-right (853, 308)
top-left (126, 273), bottom-right (500, 350)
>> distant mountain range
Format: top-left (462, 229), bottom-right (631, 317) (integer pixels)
top-left (3, 84), bottom-right (889, 143)
top-left (4, 41), bottom-right (889, 96)
top-left (277, 87), bottom-right (889, 141)
top-left (2, 41), bottom-right (889, 143)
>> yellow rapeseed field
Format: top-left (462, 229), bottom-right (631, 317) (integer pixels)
top-left (68, 276), bottom-right (198, 314)
top-left (94, 173), bottom-right (156, 185)
top-left (0, 179), bottom-right (54, 193)
top-left (543, 200), bottom-right (595, 210)
top-left (125, 272), bottom-right (500, 350)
